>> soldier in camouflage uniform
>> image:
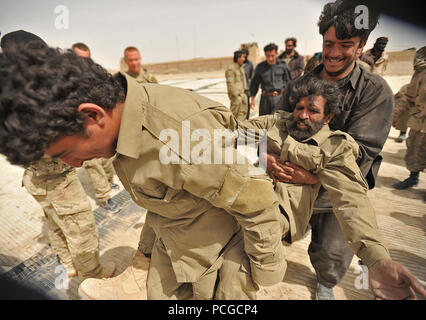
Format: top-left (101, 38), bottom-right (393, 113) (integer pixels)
top-left (393, 47), bottom-right (426, 191)
top-left (22, 158), bottom-right (116, 279)
top-left (123, 46), bottom-right (158, 84)
top-left (82, 158), bottom-right (120, 210)
top-left (225, 50), bottom-right (248, 121)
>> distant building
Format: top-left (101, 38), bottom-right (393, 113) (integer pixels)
top-left (240, 42), bottom-right (261, 67)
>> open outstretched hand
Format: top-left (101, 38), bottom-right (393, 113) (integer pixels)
top-left (369, 258), bottom-right (426, 300)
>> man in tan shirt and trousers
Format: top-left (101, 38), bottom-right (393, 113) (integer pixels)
top-left (225, 50), bottom-right (249, 121)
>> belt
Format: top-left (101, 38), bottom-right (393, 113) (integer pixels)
top-left (262, 89), bottom-right (284, 96)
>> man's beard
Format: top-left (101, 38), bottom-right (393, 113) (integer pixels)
top-left (324, 52), bottom-right (356, 78)
top-left (287, 115), bottom-right (326, 142)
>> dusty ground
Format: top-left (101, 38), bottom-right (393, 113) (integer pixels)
top-left (0, 73), bottom-right (424, 300)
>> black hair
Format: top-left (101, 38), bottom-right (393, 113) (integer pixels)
top-left (233, 50), bottom-right (244, 62)
top-left (264, 43), bottom-right (278, 53)
top-left (285, 38), bottom-right (297, 47)
top-left (375, 36), bottom-right (388, 44)
top-left (318, 0), bottom-right (380, 45)
top-left (0, 43), bottom-right (125, 167)
top-left (1, 30), bottom-right (47, 50)
top-left (287, 76), bottom-right (342, 117)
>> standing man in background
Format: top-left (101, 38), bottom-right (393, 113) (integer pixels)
top-left (241, 47), bottom-right (254, 119)
top-left (225, 50), bottom-right (248, 121)
top-left (278, 37), bottom-right (305, 80)
top-left (250, 43), bottom-right (292, 116)
top-left (393, 47), bottom-right (426, 192)
top-left (360, 37), bottom-right (389, 76)
top-left (123, 46), bottom-right (158, 84)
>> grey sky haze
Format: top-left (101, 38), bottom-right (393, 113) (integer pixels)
top-left (1, 0), bottom-right (425, 70)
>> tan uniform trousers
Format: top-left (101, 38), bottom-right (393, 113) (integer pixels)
top-left (230, 94), bottom-right (248, 122)
top-left (22, 168), bottom-right (103, 279)
top-left (83, 158), bottom-right (115, 203)
top-left (145, 227), bottom-right (259, 300)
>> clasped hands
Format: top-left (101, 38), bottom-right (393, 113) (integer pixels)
top-left (261, 152), bottom-right (319, 185)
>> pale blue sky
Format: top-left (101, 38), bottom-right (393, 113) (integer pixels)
top-left (1, 0), bottom-right (425, 69)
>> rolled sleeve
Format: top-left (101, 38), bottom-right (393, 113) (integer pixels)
top-left (280, 135), bottom-right (324, 172)
top-left (358, 245), bottom-right (391, 268)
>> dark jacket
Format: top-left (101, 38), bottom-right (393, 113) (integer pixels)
top-left (243, 60), bottom-right (254, 91)
top-left (249, 60), bottom-right (292, 96)
top-left (278, 50), bottom-right (305, 79)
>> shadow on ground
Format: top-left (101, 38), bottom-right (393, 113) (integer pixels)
top-left (380, 150), bottom-right (406, 167)
top-left (282, 260), bottom-right (317, 299)
top-left (390, 211), bottom-right (426, 235)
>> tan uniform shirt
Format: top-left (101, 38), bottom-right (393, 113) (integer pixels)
top-left (225, 62), bottom-right (248, 120)
top-left (241, 111), bottom-right (391, 267)
top-left (126, 66), bottom-right (158, 84)
top-left (225, 62), bottom-right (247, 100)
top-left (112, 73), bottom-right (286, 286)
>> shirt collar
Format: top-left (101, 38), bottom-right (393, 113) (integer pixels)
top-left (300, 124), bottom-right (333, 146)
top-left (115, 72), bottom-right (147, 158)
